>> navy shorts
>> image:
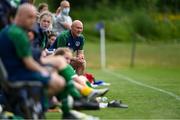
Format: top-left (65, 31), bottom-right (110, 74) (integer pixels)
top-left (9, 69), bottom-right (51, 86)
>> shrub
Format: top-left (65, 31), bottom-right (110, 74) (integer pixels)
top-left (130, 11), bottom-right (158, 40)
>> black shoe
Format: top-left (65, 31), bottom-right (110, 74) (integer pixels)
top-left (62, 112), bottom-right (78, 119)
top-left (73, 98), bottom-right (100, 110)
top-left (108, 100), bottom-right (128, 108)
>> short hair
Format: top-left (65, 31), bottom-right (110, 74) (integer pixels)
top-left (54, 47), bottom-right (72, 56)
top-left (60, 0), bottom-right (69, 7)
top-left (48, 32), bottom-right (57, 39)
top-left (38, 3), bottom-right (48, 12)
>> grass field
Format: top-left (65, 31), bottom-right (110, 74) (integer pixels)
top-left (47, 42), bottom-right (180, 119)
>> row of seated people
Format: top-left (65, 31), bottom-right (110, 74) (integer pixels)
top-left (0, 3), bottom-right (109, 120)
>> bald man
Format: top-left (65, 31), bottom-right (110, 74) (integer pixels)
top-left (51, 20), bottom-right (85, 74)
top-left (53, 20), bottom-right (84, 57)
top-left (0, 4), bottom-right (99, 119)
top-left (0, 3), bottom-right (68, 114)
top-left (54, 0), bottom-right (72, 35)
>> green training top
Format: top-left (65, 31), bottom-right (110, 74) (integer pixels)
top-left (56, 30), bottom-right (85, 52)
top-left (8, 24), bottom-right (32, 58)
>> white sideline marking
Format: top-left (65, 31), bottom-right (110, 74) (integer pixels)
top-left (104, 69), bottom-right (180, 101)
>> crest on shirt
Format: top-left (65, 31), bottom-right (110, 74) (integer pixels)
top-left (68, 43), bottom-right (71, 46)
top-left (75, 41), bottom-right (80, 47)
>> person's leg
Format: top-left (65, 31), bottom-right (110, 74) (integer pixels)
top-left (55, 59), bottom-right (109, 100)
top-left (47, 72), bottom-right (65, 96)
top-left (56, 65), bottom-right (81, 117)
top-left (47, 71), bottom-right (75, 117)
top-left (74, 75), bottom-right (88, 86)
top-left (58, 64), bottom-right (81, 99)
top-left (41, 56), bottom-right (82, 99)
top-left (73, 77), bottom-right (109, 100)
top-left (73, 76), bottom-right (97, 97)
top-left (79, 75), bottom-right (93, 87)
top-left (41, 56), bottom-right (82, 117)
top-left (73, 81), bottom-right (93, 97)
top-left (46, 56), bottom-right (82, 117)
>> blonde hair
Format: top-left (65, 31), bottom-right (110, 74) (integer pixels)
top-left (39, 11), bottom-right (53, 22)
top-left (38, 3), bottom-right (48, 12)
top-left (54, 47), bottom-right (72, 56)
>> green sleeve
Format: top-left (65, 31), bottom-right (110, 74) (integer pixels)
top-left (8, 26), bottom-right (32, 58)
top-left (57, 33), bottom-right (67, 48)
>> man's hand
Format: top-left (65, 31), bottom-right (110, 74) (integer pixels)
top-left (70, 57), bottom-right (86, 75)
top-left (76, 53), bottom-right (85, 64)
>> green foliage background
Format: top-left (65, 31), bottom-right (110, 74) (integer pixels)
top-left (33, 1), bottom-right (180, 118)
top-left (35, 0), bottom-right (180, 43)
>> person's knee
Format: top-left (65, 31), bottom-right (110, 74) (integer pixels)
top-left (48, 72), bottom-right (66, 95)
top-left (73, 75), bottom-right (87, 86)
top-left (78, 75), bottom-right (88, 82)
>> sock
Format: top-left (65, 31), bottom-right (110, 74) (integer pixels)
top-left (67, 81), bottom-right (81, 99)
top-left (56, 91), bottom-right (70, 115)
top-left (61, 98), bottom-right (69, 116)
top-left (58, 65), bottom-right (81, 99)
top-left (58, 64), bottom-right (76, 82)
top-left (86, 81), bottom-right (92, 88)
top-left (80, 86), bottom-right (93, 96)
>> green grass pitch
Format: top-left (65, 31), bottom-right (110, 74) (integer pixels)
top-left (47, 42), bottom-right (180, 119)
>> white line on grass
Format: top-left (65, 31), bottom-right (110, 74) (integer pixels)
top-left (104, 69), bottom-right (180, 101)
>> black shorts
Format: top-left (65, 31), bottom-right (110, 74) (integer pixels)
top-left (9, 70), bottom-right (51, 86)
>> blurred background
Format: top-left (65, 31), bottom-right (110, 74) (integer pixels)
top-left (35, 1), bottom-right (180, 119)
top-left (35, 0), bottom-right (180, 69)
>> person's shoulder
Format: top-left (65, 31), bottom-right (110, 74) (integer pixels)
top-left (0, 26), bottom-right (9, 34)
top-left (8, 24), bottom-right (25, 35)
top-left (79, 34), bottom-right (85, 39)
top-left (8, 25), bottom-right (28, 41)
top-left (66, 15), bottom-right (72, 19)
top-left (60, 30), bottom-right (69, 36)
top-left (57, 30), bottom-right (69, 41)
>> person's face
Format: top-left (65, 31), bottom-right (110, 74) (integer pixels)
top-left (40, 6), bottom-right (48, 13)
top-left (64, 52), bottom-right (73, 64)
top-left (71, 23), bottom-right (83, 37)
top-left (49, 36), bottom-right (56, 45)
top-left (23, 10), bottom-right (37, 29)
top-left (40, 15), bottom-right (51, 30)
top-left (61, 2), bottom-right (70, 15)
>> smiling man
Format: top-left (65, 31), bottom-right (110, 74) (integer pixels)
top-left (51, 20), bottom-right (86, 74)
top-left (52, 20), bottom-right (85, 59)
